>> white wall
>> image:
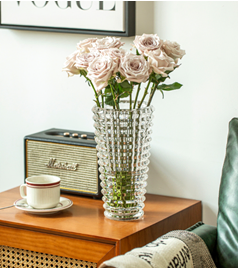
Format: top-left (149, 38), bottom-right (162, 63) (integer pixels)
top-left (0, 1), bottom-right (237, 226)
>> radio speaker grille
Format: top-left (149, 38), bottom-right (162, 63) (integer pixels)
top-left (26, 140), bottom-right (98, 194)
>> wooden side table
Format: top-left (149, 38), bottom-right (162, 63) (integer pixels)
top-left (0, 187), bottom-right (201, 267)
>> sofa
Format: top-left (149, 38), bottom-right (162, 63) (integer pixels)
top-left (188, 117), bottom-right (238, 267)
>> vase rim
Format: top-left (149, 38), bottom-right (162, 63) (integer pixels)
top-left (92, 100), bottom-right (154, 112)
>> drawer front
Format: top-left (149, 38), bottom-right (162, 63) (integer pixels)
top-left (0, 225), bottom-right (116, 265)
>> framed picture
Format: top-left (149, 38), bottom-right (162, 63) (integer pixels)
top-left (0, 1), bottom-right (135, 37)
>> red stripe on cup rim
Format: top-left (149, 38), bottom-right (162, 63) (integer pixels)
top-left (25, 175), bottom-right (61, 187)
top-left (26, 181), bottom-right (60, 187)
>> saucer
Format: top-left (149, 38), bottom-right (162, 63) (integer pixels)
top-left (14, 197), bottom-right (73, 214)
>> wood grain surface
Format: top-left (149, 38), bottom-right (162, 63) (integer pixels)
top-left (0, 187), bottom-right (202, 265)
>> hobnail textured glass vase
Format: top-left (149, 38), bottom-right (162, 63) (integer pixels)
top-left (92, 101), bottom-right (154, 220)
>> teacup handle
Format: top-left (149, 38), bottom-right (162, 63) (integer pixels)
top-left (20, 184), bottom-right (27, 199)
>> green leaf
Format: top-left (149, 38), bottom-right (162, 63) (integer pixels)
top-left (160, 76), bottom-right (168, 83)
top-left (157, 82), bottom-right (183, 91)
top-left (159, 89), bottom-right (164, 99)
top-left (118, 91), bottom-right (130, 98)
top-left (120, 80), bottom-right (131, 89)
top-left (136, 49), bottom-right (140, 55)
top-left (150, 76), bottom-right (157, 84)
top-left (151, 72), bottom-right (169, 84)
top-left (117, 81), bottom-right (132, 98)
top-left (155, 73), bottom-right (162, 80)
top-left (105, 95), bottom-right (115, 106)
top-left (104, 85), bottom-right (111, 95)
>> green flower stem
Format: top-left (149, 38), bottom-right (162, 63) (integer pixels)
top-left (138, 77), bottom-right (152, 109)
top-left (88, 79), bottom-right (101, 108)
top-left (130, 92), bottom-right (132, 110)
top-left (133, 84), bottom-right (141, 109)
top-left (110, 171), bottom-right (134, 209)
top-left (101, 94), bottom-right (104, 108)
top-left (81, 70), bottom-right (101, 108)
top-left (116, 82), bottom-right (122, 110)
top-left (129, 82), bottom-right (133, 110)
top-left (110, 84), bottom-right (119, 109)
top-left (108, 111), bottom-right (135, 210)
top-left (147, 83), bottom-right (158, 106)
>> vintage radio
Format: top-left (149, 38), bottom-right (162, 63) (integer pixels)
top-left (24, 128), bottom-right (101, 198)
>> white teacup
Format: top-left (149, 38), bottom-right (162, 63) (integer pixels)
top-left (20, 175), bottom-right (61, 209)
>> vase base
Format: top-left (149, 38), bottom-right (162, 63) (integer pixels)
top-left (104, 210), bottom-right (144, 221)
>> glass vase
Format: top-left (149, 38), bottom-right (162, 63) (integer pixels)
top-left (92, 101), bottom-right (154, 221)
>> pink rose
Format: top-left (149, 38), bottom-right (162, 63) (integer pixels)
top-left (133, 34), bottom-right (163, 55)
top-left (162, 40), bottom-right (186, 63)
top-left (62, 51), bottom-right (81, 77)
top-left (87, 55), bottom-right (117, 92)
top-left (76, 38), bottom-right (97, 53)
top-left (146, 49), bottom-right (175, 77)
top-left (101, 48), bottom-right (125, 66)
top-left (75, 51), bottom-right (100, 71)
top-left (91, 37), bottom-right (124, 50)
top-left (118, 53), bottom-right (150, 83)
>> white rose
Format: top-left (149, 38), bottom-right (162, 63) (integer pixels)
top-left (118, 53), bottom-right (150, 83)
top-left (133, 34), bottom-right (163, 55)
top-left (91, 36), bottom-right (124, 50)
top-left (162, 40), bottom-right (186, 63)
top-left (146, 49), bottom-right (175, 77)
top-left (75, 51), bottom-right (100, 71)
top-left (87, 55), bottom-right (117, 92)
top-left (62, 50), bottom-right (81, 77)
top-left (76, 38), bottom-right (97, 53)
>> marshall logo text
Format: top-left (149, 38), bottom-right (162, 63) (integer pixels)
top-left (45, 158), bottom-right (78, 171)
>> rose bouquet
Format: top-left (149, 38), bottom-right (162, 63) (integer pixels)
top-left (63, 34), bottom-right (185, 220)
top-left (63, 34), bottom-right (185, 110)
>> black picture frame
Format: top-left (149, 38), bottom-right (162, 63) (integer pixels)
top-left (0, 1), bottom-right (135, 37)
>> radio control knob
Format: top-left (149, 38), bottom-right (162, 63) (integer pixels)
top-left (72, 133), bottom-right (79, 138)
top-left (63, 132), bottom-right (70, 137)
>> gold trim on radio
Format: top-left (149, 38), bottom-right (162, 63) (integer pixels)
top-left (60, 186), bottom-right (97, 194)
